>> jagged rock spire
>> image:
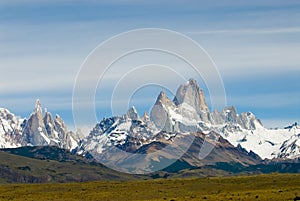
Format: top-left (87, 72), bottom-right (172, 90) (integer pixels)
top-left (150, 79), bottom-right (212, 130)
top-left (21, 99), bottom-right (79, 150)
top-left (173, 78), bottom-right (209, 113)
top-left (150, 91), bottom-right (174, 129)
top-left (154, 91), bottom-right (173, 106)
top-left (126, 106), bottom-right (140, 120)
top-left (35, 99), bottom-right (42, 114)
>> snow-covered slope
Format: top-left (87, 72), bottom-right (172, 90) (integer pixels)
top-left (76, 107), bottom-right (158, 155)
top-left (213, 121), bottom-right (300, 159)
top-left (76, 107), bottom-right (261, 173)
top-left (277, 123), bottom-right (300, 159)
top-left (0, 108), bottom-right (24, 148)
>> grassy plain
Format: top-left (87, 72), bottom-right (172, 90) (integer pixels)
top-left (0, 173), bottom-right (299, 201)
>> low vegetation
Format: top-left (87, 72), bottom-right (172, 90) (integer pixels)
top-left (0, 174), bottom-right (299, 201)
top-left (0, 151), bottom-right (141, 183)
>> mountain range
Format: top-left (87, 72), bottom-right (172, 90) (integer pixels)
top-left (0, 79), bottom-right (299, 174)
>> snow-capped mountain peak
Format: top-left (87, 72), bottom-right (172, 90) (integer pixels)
top-left (82, 79), bottom-right (300, 161)
top-left (0, 99), bottom-right (79, 150)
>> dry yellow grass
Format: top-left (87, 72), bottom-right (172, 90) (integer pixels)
top-left (0, 173), bottom-right (299, 201)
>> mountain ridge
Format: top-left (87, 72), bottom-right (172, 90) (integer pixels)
top-left (74, 79), bottom-right (299, 173)
top-left (0, 79), bottom-right (299, 173)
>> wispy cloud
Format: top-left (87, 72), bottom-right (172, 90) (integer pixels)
top-left (228, 92), bottom-right (300, 109)
top-left (186, 27), bottom-right (300, 35)
top-left (0, 0), bottom-right (299, 128)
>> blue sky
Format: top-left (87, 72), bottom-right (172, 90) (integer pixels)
top-left (0, 0), bottom-right (299, 130)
